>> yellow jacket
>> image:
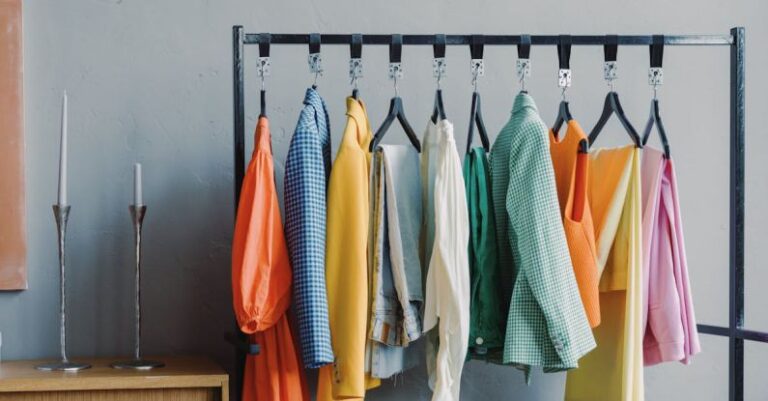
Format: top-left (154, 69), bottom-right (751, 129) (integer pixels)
top-left (317, 97), bottom-right (380, 401)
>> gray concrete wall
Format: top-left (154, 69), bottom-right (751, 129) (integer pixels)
top-left (2, 0), bottom-right (767, 399)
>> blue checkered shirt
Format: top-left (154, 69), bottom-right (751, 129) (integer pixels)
top-left (284, 88), bottom-right (334, 368)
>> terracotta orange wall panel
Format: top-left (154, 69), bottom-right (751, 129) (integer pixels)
top-left (0, 0), bottom-right (26, 290)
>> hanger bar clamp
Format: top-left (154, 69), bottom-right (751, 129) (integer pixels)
top-left (350, 33), bottom-right (363, 83)
top-left (389, 34), bottom-right (404, 81)
top-left (557, 35), bottom-right (572, 89)
top-left (243, 33), bottom-right (732, 46)
top-left (470, 34), bottom-right (485, 78)
top-left (308, 33), bottom-right (323, 75)
top-left (256, 33), bottom-right (271, 78)
top-left (603, 34), bottom-right (618, 83)
top-left (649, 35), bottom-right (664, 87)
top-left (516, 34), bottom-right (531, 85)
top-left (433, 34), bottom-right (447, 80)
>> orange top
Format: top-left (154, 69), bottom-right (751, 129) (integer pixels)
top-left (232, 117), bottom-right (308, 401)
top-left (549, 121), bottom-right (600, 328)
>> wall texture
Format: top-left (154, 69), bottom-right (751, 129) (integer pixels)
top-left (2, 0), bottom-right (767, 400)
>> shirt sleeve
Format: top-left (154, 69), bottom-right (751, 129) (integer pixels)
top-left (506, 119), bottom-right (594, 367)
top-left (644, 200), bottom-right (685, 365)
top-left (665, 161), bottom-right (701, 362)
top-left (232, 132), bottom-right (292, 334)
top-left (323, 138), bottom-right (370, 398)
top-left (284, 106), bottom-right (334, 368)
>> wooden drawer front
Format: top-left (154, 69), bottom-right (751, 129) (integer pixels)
top-left (0, 387), bottom-right (220, 401)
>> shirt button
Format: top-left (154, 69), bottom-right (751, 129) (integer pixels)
top-left (475, 337), bottom-right (484, 345)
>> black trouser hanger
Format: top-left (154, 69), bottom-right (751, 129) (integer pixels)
top-left (431, 34), bottom-right (447, 123)
top-left (370, 34), bottom-right (421, 152)
top-left (552, 35), bottom-right (574, 137)
top-left (588, 35), bottom-right (642, 148)
top-left (641, 35), bottom-right (671, 158)
top-left (466, 35), bottom-right (490, 154)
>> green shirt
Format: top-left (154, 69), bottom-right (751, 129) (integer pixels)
top-left (490, 93), bottom-right (595, 382)
top-left (464, 147), bottom-right (505, 361)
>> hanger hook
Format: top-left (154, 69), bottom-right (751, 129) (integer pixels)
top-left (393, 75), bottom-right (399, 97)
top-left (469, 35), bottom-right (484, 93)
top-left (649, 34), bottom-right (664, 101)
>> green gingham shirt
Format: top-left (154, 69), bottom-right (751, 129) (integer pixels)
top-left (490, 93), bottom-right (595, 382)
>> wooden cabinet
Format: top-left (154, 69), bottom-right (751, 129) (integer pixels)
top-left (0, 356), bottom-right (229, 401)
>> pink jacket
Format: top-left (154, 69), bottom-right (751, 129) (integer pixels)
top-left (641, 148), bottom-right (701, 366)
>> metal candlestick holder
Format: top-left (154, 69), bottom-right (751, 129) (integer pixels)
top-left (111, 205), bottom-right (164, 370)
top-left (35, 205), bottom-right (91, 372)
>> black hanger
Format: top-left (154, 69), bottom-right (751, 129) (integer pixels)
top-left (258, 33), bottom-right (270, 117)
top-left (588, 35), bottom-right (642, 148)
top-left (309, 33), bottom-right (321, 90)
top-left (431, 34), bottom-right (447, 123)
top-left (642, 35), bottom-right (671, 158)
top-left (466, 35), bottom-right (490, 154)
top-left (350, 34), bottom-right (362, 99)
top-left (552, 35), bottom-right (573, 137)
top-left (517, 34), bottom-right (531, 94)
top-left (369, 35), bottom-right (421, 152)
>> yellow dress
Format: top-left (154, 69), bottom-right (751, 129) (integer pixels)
top-left (317, 97), bottom-right (380, 401)
top-left (565, 146), bottom-right (644, 401)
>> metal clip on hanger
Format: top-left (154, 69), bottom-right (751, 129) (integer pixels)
top-left (642, 35), bottom-right (671, 158)
top-left (350, 34), bottom-right (363, 99)
top-left (466, 35), bottom-right (490, 154)
top-left (588, 34), bottom-right (642, 149)
top-left (257, 33), bottom-right (271, 117)
top-left (308, 33), bottom-right (322, 89)
top-left (517, 34), bottom-right (531, 93)
top-left (431, 34), bottom-right (447, 123)
top-left (369, 34), bottom-right (421, 152)
top-left (552, 35), bottom-right (574, 137)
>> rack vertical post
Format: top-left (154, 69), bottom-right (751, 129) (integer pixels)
top-left (729, 26), bottom-right (745, 401)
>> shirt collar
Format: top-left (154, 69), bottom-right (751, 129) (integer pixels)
top-left (345, 96), bottom-right (372, 149)
top-left (512, 92), bottom-right (538, 115)
top-left (346, 96), bottom-right (366, 122)
top-left (303, 87), bottom-right (323, 109)
top-left (301, 87), bottom-right (331, 147)
top-left (255, 116), bottom-right (272, 154)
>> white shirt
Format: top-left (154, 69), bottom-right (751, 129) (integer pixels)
top-left (422, 120), bottom-right (470, 401)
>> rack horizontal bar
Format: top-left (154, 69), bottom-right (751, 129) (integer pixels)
top-left (698, 324), bottom-right (768, 343)
top-left (243, 33), bottom-right (732, 46)
top-left (699, 324), bottom-right (730, 337)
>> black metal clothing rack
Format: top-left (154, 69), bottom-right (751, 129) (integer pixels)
top-left (230, 27), bottom-right (760, 401)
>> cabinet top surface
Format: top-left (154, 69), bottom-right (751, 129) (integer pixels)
top-left (0, 356), bottom-right (228, 392)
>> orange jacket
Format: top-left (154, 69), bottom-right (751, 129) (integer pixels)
top-left (232, 116), bottom-right (308, 401)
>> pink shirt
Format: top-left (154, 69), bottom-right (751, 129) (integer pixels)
top-left (641, 148), bottom-right (701, 366)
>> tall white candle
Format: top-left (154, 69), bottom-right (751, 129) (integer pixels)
top-left (57, 91), bottom-right (68, 205)
top-left (134, 163), bottom-right (143, 206)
